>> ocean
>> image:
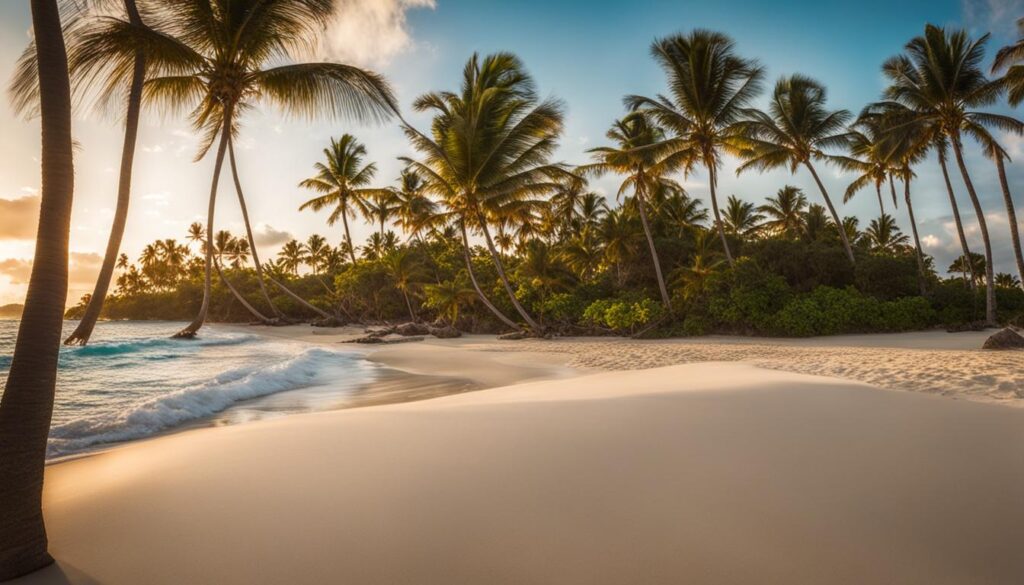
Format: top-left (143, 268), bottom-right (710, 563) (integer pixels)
top-left (0, 320), bottom-right (377, 459)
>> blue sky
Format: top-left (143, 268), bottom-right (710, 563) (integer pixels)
top-left (0, 0), bottom-right (1022, 305)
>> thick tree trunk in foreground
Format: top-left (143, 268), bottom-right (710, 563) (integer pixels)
top-left (461, 222), bottom-right (520, 331)
top-left (951, 134), bottom-right (996, 325)
top-left (938, 153), bottom-right (977, 291)
top-left (0, 0), bottom-right (73, 578)
top-left (806, 162), bottom-right (855, 265)
top-left (227, 139), bottom-right (284, 318)
top-left (64, 0), bottom-right (145, 346)
top-left (994, 153), bottom-right (1024, 289)
top-left (174, 110), bottom-right (232, 338)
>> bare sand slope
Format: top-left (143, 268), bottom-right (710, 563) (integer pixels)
top-left (18, 362), bottom-right (1024, 585)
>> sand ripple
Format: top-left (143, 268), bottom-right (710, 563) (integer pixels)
top-left (488, 338), bottom-right (1024, 407)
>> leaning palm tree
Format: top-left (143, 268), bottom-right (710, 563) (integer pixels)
top-left (881, 25), bottom-right (1021, 324)
top-left (0, 0), bottom-right (73, 578)
top-left (582, 112), bottom-right (686, 309)
top-left (96, 0), bottom-right (398, 337)
top-left (978, 137), bottom-right (1024, 287)
top-left (402, 52), bottom-right (573, 333)
top-left (736, 75), bottom-right (857, 264)
top-left (9, 0), bottom-right (153, 345)
top-left (625, 30), bottom-right (764, 265)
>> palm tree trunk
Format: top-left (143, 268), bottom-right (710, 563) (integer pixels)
top-left (227, 138), bottom-right (283, 318)
top-left (402, 288), bottom-right (417, 321)
top-left (874, 182), bottom-right (885, 215)
top-left (806, 161), bottom-right (855, 264)
top-left (634, 181), bottom-right (673, 310)
top-left (460, 221), bottom-right (521, 331)
top-left (174, 109), bottom-right (232, 338)
top-left (938, 152), bottom-right (977, 291)
top-left (950, 133), bottom-right (997, 325)
top-left (265, 275), bottom-right (332, 319)
top-left (215, 257), bottom-right (271, 323)
top-left (902, 177), bottom-right (928, 296)
top-left (706, 162), bottom-right (734, 266)
top-left (63, 0), bottom-right (144, 346)
top-left (0, 0), bottom-right (72, 577)
top-left (888, 175), bottom-right (899, 209)
top-left (994, 153), bottom-right (1024, 289)
top-left (475, 213), bottom-right (544, 332)
top-left (340, 208), bottom-right (357, 264)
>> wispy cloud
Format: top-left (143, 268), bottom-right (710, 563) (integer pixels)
top-left (319, 0), bottom-right (436, 68)
top-left (961, 0), bottom-right (1024, 39)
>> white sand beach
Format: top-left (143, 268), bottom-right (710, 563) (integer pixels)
top-left (16, 327), bottom-right (1024, 585)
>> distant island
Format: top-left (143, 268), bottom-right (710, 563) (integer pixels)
top-left (0, 303), bottom-right (24, 318)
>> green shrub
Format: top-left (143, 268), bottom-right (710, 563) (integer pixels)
top-left (583, 297), bottom-right (664, 333)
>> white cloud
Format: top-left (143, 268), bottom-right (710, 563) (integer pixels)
top-left (319, 0), bottom-right (436, 68)
top-left (921, 234), bottom-right (942, 249)
top-left (962, 0), bottom-right (1024, 38)
top-left (253, 223), bottom-right (294, 247)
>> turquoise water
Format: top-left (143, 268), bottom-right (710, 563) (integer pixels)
top-left (0, 320), bottom-right (376, 459)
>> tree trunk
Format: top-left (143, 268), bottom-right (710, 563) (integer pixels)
top-left (265, 275), bottom-right (332, 319)
top-left (475, 214), bottom-right (544, 332)
top-left (994, 153), bottom-right (1024, 289)
top-left (340, 207), bottom-right (357, 264)
top-left (874, 182), bottom-right (885, 215)
top-left (0, 0), bottom-right (73, 578)
top-left (903, 177), bottom-right (928, 296)
top-left (806, 161), bottom-right (855, 264)
top-left (950, 133), bottom-right (997, 325)
top-left (215, 257), bottom-right (272, 323)
top-left (402, 288), bottom-right (417, 321)
top-left (227, 138), bottom-right (283, 318)
top-left (706, 161), bottom-right (734, 266)
top-left (64, 0), bottom-right (144, 346)
top-left (888, 175), bottom-right (899, 209)
top-left (174, 108), bottom-right (232, 338)
top-left (634, 179), bottom-right (673, 310)
top-left (938, 152), bottom-right (976, 291)
top-left (460, 221), bottom-right (521, 331)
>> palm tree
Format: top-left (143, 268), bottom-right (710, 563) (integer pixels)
top-left (949, 253), bottom-right (987, 288)
top-left (383, 248), bottom-right (429, 321)
top-left (101, 1), bottom-right (399, 337)
top-left (303, 234), bottom-right (329, 275)
top-left (979, 138), bottom-right (1024, 288)
top-left (212, 230), bottom-right (270, 323)
top-left (839, 114), bottom-right (892, 214)
top-left (992, 18), bottom-right (1024, 106)
top-left (723, 195), bottom-right (763, 240)
top-left (863, 214), bottom-right (910, 254)
top-left (657, 191), bottom-right (708, 238)
top-left (278, 240), bottom-right (305, 276)
top-left (0, 0), bottom-right (73, 577)
top-left (758, 186), bottom-right (808, 238)
top-left (995, 272), bottom-right (1022, 289)
top-left (583, 112), bottom-right (683, 309)
top-left (300, 135), bottom-right (389, 263)
top-left (597, 208), bottom-right (640, 287)
top-left (402, 52), bottom-right (572, 333)
top-left (671, 229), bottom-right (723, 302)
top-left (881, 25), bottom-right (1020, 324)
top-left (626, 30), bottom-right (764, 266)
top-left (391, 169), bottom-right (439, 240)
top-left (424, 278), bottom-right (476, 326)
top-left (366, 190), bottom-right (400, 239)
top-left (737, 75), bottom-right (857, 264)
top-left (9, 0), bottom-right (151, 346)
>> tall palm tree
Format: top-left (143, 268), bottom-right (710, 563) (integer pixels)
top-left (9, 0), bottom-right (150, 346)
top-left (299, 135), bottom-right (389, 263)
top-left (992, 18), bottom-right (1024, 106)
top-left (583, 112), bottom-right (684, 308)
top-left (94, 1), bottom-right (399, 337)
top-left (881, 25), bottom-right (1020, 324)
top-left (980, 138), bottom-right (1024, 287)
top-left (303, 234), bottom-right (329, 275)
top-left (736, 75), bottom-right (857, 264)
top-left (839, 114), bottom-right (892, 214)
top-left (758, 186), bottom-right (808, 238)
top-left (402, 52), bottom-right (573, 333)
top-left (0, 0), bottom-right (73, 577)
top-left (278, 240), bottom-right (305, 276)
top-left (625, 30), bottom-right (765, 265)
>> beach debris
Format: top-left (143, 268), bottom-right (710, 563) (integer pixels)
top-left (311, 316), bottom-right (347, 328)
top-left (497, 331), bottom-right (529, 341)
top-left (395, 322), bottom-right (432, 336)
top-left (355, 322), bottom-right (462, 340)
top-left (345, 335), bottom-right (425, 345)
top-left (982, 328), bottom-right (1024, 350)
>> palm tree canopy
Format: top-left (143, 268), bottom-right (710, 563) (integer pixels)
top-left (736, 74), bottom-right (853, 173)
top-left (299, 134), bottom-right (390, 225)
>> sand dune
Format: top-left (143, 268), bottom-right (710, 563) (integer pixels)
top-left (18, 359), bottom-right (1024, 585)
